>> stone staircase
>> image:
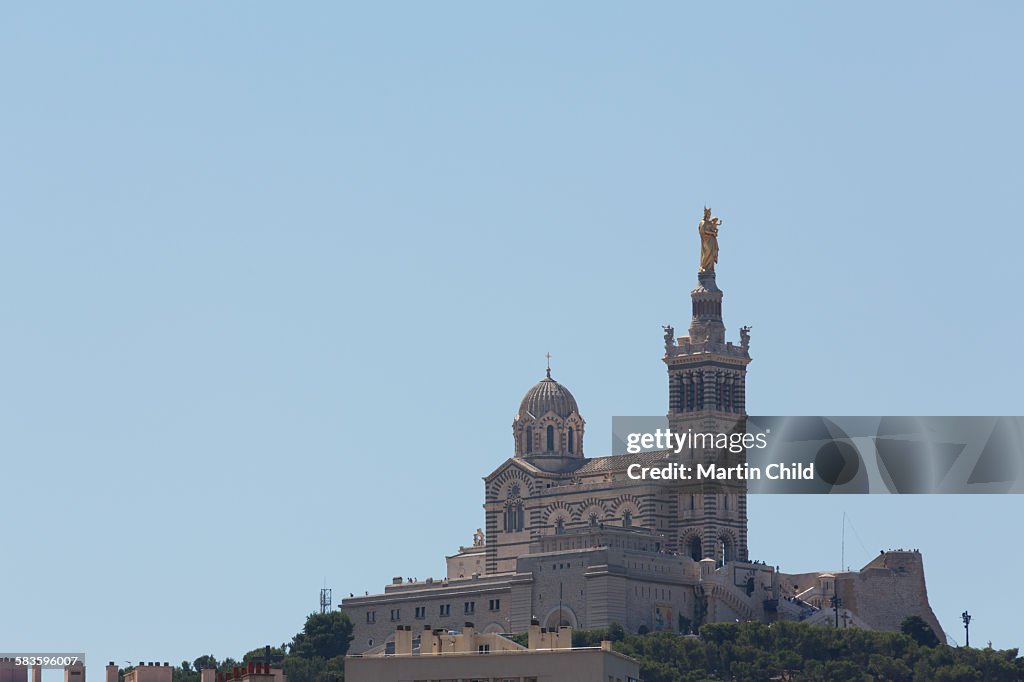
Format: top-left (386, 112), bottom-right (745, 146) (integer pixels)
top-left (709, 582), bottom-right (757, 622)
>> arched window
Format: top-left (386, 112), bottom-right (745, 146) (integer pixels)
top-left (568, 428), bottom-right (574, 453)
top-left (555, 518), bottom-right (565, 535)
top-left (589, 513), bottom-right (599, 527)
top-left (546, 425), bottom-right (555, 452)
top-left (622, 511), bottom-right (632, 528)
top-left (505, 504), bottom-right (524, 532)
top-left (720, 536), bottom-right (734, 564)
top-left (525, 428), bottom-right (532, 454)
top-left (690, 536), bottom-right (702, 561)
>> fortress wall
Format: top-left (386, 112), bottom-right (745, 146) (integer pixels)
top-left (840, 551), bottom-right (945, 643)
top-left (777, 570), bottom-right (827, 598)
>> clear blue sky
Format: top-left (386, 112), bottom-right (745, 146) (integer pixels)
top-left (2, 2), bottom-right (1022, 673)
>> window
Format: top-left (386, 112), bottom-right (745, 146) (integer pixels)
top-left (504, 503), bottom-right (524, 532)
top-left (389, 609), bottom-right (400, 621)
top-left (414, 606), bottom-right (426, 619)
top-left (546, 425), bottom-right (554, 451)
top-left (555, 518), bottom-right (565, 534)
top-left (478, 644), bottom-right (491, 654)
top-left (489, 598), bottom-right (501, 611)
top-left (439, 604), bottom-right (450, 617)
top-left (568, 427), bottom-right (574, 453)
top-left (366, 611), bottom-right (376, 624)
top-left (589, 513), bottom-right (599, 527)
top-left (526, 428), bottom-right (532, 453)
top-left (464, 601), bottom-right (475, 614)
top-left (622, 511), bottom-right (632, 528)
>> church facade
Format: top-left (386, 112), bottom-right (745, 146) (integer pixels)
top-left (341, 220), bottom-right (944, 652)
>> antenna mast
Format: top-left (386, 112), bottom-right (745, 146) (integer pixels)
top-left (841, 511), bottom-right (846, 571)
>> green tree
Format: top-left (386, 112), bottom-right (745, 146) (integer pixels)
top-left (289, 612), bottom-right (354, 660)
top-left (172, 661), bottom-right (198, 682)
top-left (280, 656), bottom-right (325, 682)
top-left (242, 646), bottom-right (286, 664)
top-left (868, 653), bottom-right (913, 682)
top-left (901, 615), bottom-right (940, 647)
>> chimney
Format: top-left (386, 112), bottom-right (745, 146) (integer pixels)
top-left (456, 622), bottom-right (475, 653)
top-left (201, 668), bottom-right (216, 682)
top-left (418, 625), bottom-right (437, 656)
top-left (394, 625), bottom-right (413, 655)
top-left (556, 626), bottom-right (573, 649)
top-left (528, 619), bottom-right (541, 650)
top-left (106, 663), bottom-right (119, 682)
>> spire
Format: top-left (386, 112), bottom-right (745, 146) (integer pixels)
top-left (545, 352), bottom-right (552, 379)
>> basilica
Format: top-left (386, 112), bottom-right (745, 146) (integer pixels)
top-left (341, 215), bottom-right (944, 652)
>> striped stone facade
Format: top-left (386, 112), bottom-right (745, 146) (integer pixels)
top-left (340, 266), bottom-right (944, 653)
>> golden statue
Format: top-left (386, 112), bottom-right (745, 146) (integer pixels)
top-left (698, 207), bottom-right (723, 272)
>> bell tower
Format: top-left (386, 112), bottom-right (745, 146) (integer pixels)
top-left (662, 208), bottom-right (751, 564)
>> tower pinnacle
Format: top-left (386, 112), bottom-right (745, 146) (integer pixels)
top-left (659, 208), bottom-right (753, 562)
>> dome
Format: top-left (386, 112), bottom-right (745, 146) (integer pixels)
top-left (518, 370), bottom-right (580, 420)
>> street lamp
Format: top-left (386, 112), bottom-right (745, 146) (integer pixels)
top-left (961, 611), bottom-right (971, 647)
top-left (830, 593), bottom-right (842, 629)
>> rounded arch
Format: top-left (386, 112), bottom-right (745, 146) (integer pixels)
top-left (488, 469), bottom-right (535, 501)
top-left (717, 529), bottom-right (739, 564)
top-left (612, 496), bottom-right (641, 526)
top-left (483, 622), bottom-right (505, 634)
top-left (503, 497), bottom-right (525, 532)
top-left (680, 529), bottom-right (703, 561)
top-left (542, 605), bottom-right (578, 629)
top-left (545, 501), bottom-right (574, 532)
top-left (564, 413), bottom-right (585, 455)
top-left (578, 498), bottom-right (609, 527)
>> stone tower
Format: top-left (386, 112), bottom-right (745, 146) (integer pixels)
top-left (663, 267), bottom-right (752, 563)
